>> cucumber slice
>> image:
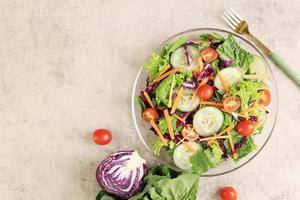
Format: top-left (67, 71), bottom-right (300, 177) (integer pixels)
top-left (170, 46), bottom-right (200, 71)
top-left (177, 88), bottom-right (200, 112)
top-left (193, 106), bottom-right (224, 137)
top-left (249, 55), bottom-right (267, 75)
top-left (173, 142), bottom-right (203, 171)
top-left (214, 67), bottom-right (243, 92)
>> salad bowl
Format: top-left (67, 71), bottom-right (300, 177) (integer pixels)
top-left (131, 28), bottom-right (278, 176)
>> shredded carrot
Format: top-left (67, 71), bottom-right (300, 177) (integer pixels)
top-left (173, 113), bottom-right (185, 123)
top-left (159, 65), bottom-right (171, 76)
top-left (171, 87), bottom-right (183, 114)
top-left (200, 101), bottom-right (224, 107)
top-left (168, 75), bottom-right (176, 108)
top-left (152, 67), bottom-right (182, 84)
top-left (198, 135), bottom-right (229, 141)
top-left (197, 56), bottom-right (204, 73)
top-left (207, 124), bottom-right (235, 145)
top-left (254, 119), bottom-right (266, 131)
top-left (143, 91), bottom-right (155, 109)
top-left (240, 104), bottom-right (261, 114)
top-left (227, 129), bottom-right (238, 160)
top-left (243, 74), bottom-right (269, 80)
top-left (183, 141), bottom-right (197, 154)
top-left (149, 120), bottom-right (168, 145)
top-left (177, 128), bottom-right (194, 145)
top-left (163, 109), bottom-right (175, 140)
top-left (192, 77), bottom-right (209, 100)
top-left (218, 71), bottom-right (229, 93)
top-left (221, 109), bottom-right (248, 119)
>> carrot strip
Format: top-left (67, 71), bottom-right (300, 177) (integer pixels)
top-left (143, 91), bottom-right (155, 109)
top-left (152, 67), bottom-right (182, 84)
top-left (198, 56), bottom-right (204, 73)
top-left (149, 120), bottom-right (168, 145)
top-left (227, 129), bottom-right (238, 160)
top-left (200, 101), bottom-right (224, 107)
top-left (240, 104), bottom-right (261, 114)
top-left (192, 77), bottom-right (209, 100)
top-left (172, 113), bottom-right (185, 123)
top-left (171, 87), bottom-right (183, 114)
top-left (177, 128), bottom-right (194, 145)
top-left (183, 141), bottom-right (197, 154)
top-left (221, 109), bottom-right (248, 119)
top-left (163, 109), bottom-right (175, 140)
top-left (168, 75), bottom-right (176, 108)
top-left (218, 71), bottom-right (229, 93)
top-left (207, 124), bottom-right (235, 145)
top-left (243, 74), bottom-right (269, 80)
top-left (159, 65), bottom-right (171, 76)
top-left (198, 135), bottom-right (229, 141)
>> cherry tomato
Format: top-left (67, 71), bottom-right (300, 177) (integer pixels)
top-left (196, 84), bottom-right (214, 100)
top-left (142, 108), bottom-right (159, 122)
top-left (223, 96), bottom-right (241, 112)
top-left (200, 47), bottom-right (219, 63)
top-left (93, 129), bottom-right (112, 145)
top-left (258, 89), bottom-right (271, 106)
top-left (236, 120), bottom-right (254, 136)
top-left (219, 186), bottom-right (237, 200)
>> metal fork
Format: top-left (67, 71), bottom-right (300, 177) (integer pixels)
top-left (222, 8), bottom-right (300, 87)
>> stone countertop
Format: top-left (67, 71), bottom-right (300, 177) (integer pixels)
top-left (0, 0), bottom-right (299, 199)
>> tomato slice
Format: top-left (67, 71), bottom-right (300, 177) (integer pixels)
top-left (200, 47), bottom-right (218, 63)
top-left (142, 108), bottom-right (159, 122)
top-left (196, 84), bottom-right (214, 101)
top-left (219, 186), bottom-right (237, 200)
top-left (93, 129), bottom-right (112, 145)
top-left (236, 120), bottom-right (254, 136)
top-left (258, 89), bottom-right (271, 106)
top-left (223, 96), bottom-right (241, 112)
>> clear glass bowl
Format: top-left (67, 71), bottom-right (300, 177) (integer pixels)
top-left (131, 28), bottom-right (278, 176)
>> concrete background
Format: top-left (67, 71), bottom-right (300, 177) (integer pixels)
top-left (0, 0), bottom-right (299, 199)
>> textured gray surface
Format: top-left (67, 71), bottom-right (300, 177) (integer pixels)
top-left (0, 0), bottom-right (300, 199)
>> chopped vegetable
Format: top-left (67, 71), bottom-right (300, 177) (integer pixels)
top-left (171, 87), bottom-right (184, 114)
top-left (168, 74), bottom-right (176, 107)
top-left (143, 91), bottom-right (155, 108)
top-left (227, 130), bottom-right (238, 160)
top-left (164, 109), bottom-right (175, 140)
top-left (142, 108), bottom-right (159, 122)
top-left (150, 120), bottom-right (168, 145)
top-left (152, 67), bottom-right (182, 84)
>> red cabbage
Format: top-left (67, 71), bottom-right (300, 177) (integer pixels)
top-left (219, 60), bottom-right (233, 68)
top-left (234, 137), bottom-right (247, 152)
top-left (182, 81), bottom-right (197, 89)
top-left (145, 82), bottom-right (158, 94)
top-left (197, 64), bottom-right (215, 81)
top-left (184, 45), bottom-right (192, 66)
top-left (249, 115), bottom-right (258, 122)
top-left (176, 112), bottom-right (191, 127)
top-left (218, 140), bottom-right (228, 159)
top-left (96, 151), bottom-right (147, 199)
top-left (186, 40), bottom-right (200, 45)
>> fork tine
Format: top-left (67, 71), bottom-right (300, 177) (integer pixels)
top-left (222, 14), bottom-right (236, 31)
top-left (225, 9), bottom-right (241, 24)
top-left (223, 11), bottom-right (238, 27)
top-left (229, 7), bottom-right (243, 21)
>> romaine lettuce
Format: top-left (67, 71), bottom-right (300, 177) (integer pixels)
top-left (217, 34), bottom-right (254, 72)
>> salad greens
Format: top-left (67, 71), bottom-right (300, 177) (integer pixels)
top-left (129, 165), bottom-right (199, 200)
top-left (138, 32), bottom-right (271, 176)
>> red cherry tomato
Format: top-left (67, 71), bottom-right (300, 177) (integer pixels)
top-left (223, 96), bottom-right (241, 112)
top-left (236, 120), bottom-right (254, 136)
top-left (200, 47), bottom-right (219, 63)
top-left (142, 108), bottom-right (159, 122)
top-left (93, 129), bottom-right (112, 145)
top-left (258, 89), bottom-right (271, 106)
top-left (219, 186), bottom-right (237, 200)
top-left (196, 84), bottom-right (214, 100)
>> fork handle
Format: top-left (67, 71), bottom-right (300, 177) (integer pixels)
top-left (269, 52), bottom-right (300, 87)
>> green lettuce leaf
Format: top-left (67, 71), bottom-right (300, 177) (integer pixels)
top-left (190, 142), bottom-right (224, 175)
top-left (229, 80), bottom-right (266, 110)
top-left (129, 165), bottom-right (199, 200)
top-left (220, 113), bottom-right (237, 131)
top-left (224, 130), bottom-right (257, 161)
top-left (162, 36), bottom-right (187, 58)
top-left (144, 53), bottom-right (167, 81)
top-left (136, 96), bottom-right (146, 112)
top-left (158, 116), bottom-right (179, 135)
top-left (96, 191), bottom-right (117, 200)
top-left (217, 34), bottom-right (254, 72)
top-left (199, 32), bottom-right (225, 42)
top-left (155, 75), bottom-right (173, 106)
top-left (151, 137), bottom-right (166, 156)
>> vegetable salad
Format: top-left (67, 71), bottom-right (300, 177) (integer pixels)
top-left (137, 32), bottom-right (271, 175)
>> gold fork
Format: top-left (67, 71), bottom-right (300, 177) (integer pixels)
top-left (222, 8), bottom-right (300, 87)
